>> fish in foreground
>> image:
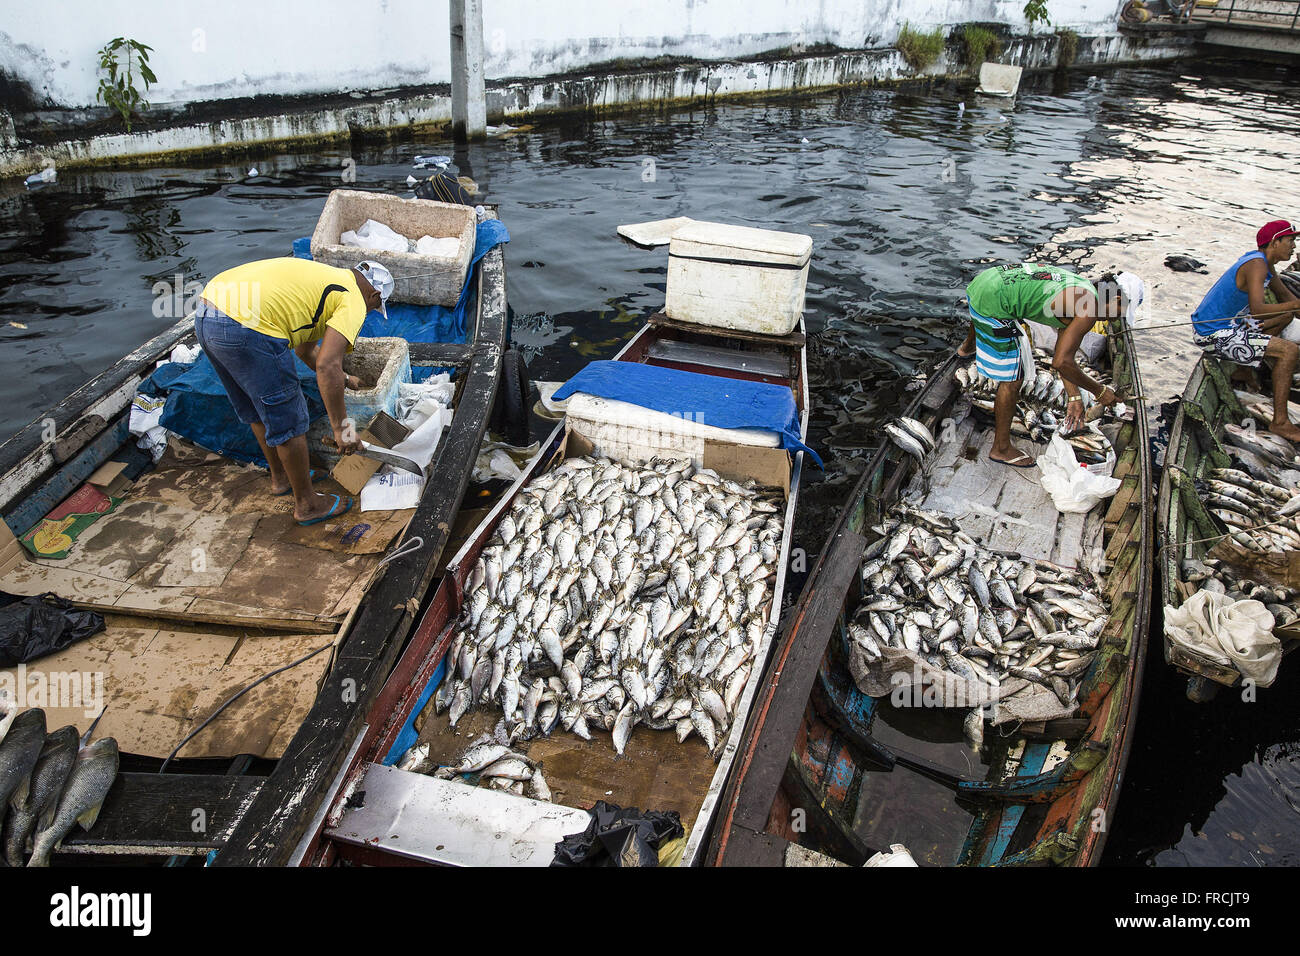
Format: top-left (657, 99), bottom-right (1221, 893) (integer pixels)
top-left (0, 709), bottom-right (46, 837)
top-left (3, 725), bottom-right (78, 867)
top-left (28, 737), bottom-right (119, 868)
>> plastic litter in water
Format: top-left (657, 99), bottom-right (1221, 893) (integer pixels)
top-left (414, 154), bottom-right (451, 167)
top-left (24, 167), bottom-right (56, 187)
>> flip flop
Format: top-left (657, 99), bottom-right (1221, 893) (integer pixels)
top-left (990, 453), bottom-right (1036, 469)
top-left (296, 494), bottom-right (352, 527)
top-left (273, 469), bottom-right (321, 496)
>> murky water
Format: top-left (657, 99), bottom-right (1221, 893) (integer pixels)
top-left (1, 58), bottom-right (1297, 866)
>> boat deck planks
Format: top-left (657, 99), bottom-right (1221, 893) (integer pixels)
top-left (916, 409), bottom-right (1094, 566)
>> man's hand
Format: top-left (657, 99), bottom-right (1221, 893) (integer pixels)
top-left (1063, 398), bottom-right (1085, 434)
top-left (1098, 385), bottom-right (1118, 407)
top-left (345, 373), bottom-right (365, 390)
top-left (332, 419), bottom-right (361, 456)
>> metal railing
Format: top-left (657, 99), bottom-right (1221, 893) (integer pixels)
top-left (1193, 0), bottom-right (1300, 32)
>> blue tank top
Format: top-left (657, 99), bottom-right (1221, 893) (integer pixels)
top-left (1191, 250), bottom-right (1273, 336)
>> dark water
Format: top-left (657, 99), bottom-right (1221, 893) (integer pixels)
top-left (1, 60), bottom-right (1297, 866)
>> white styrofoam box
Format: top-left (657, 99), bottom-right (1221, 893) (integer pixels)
top-left (307, 336), bottom-right (412, 463)
top-left (665, 221), bottom-right (812, 336)
top-left (565, 391), bottom-right (779, 470)
top-left (311, 189), bottom-right (475, 306)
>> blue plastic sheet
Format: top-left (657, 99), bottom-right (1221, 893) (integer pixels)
top-left (382, 660), bottom-right (446, 767)
top-left (143, 353), bottom-right (325, 468)
top-left (552, 360), bottom-right (822, 468)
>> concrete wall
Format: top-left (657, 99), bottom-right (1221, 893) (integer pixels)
top-left (2, 0), bottom-right (1125, 108)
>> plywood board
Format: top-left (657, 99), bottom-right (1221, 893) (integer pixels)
top-left (414, 703), bottom-right (718, 832)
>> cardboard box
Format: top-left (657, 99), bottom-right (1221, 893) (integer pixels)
top-left (87, 460), bottom-right (133, 499)
top-left (0, 520), bottom-right (25, 577)
top-left (330, 411), bottom-right (412, 495)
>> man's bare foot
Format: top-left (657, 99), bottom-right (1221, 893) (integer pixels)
top-left (270, 476), bottom-right (292, 496)
top-left (957, 345), bottom-right (976, 359)
top-left (1269, 421), bottom-right (1300, 444)
top-left (294, 492), bottom-right (347, 523)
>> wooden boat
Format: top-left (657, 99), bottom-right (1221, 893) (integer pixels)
top-left (709, 320), bottom-right (1151, 867)
top-left (0, 209), bottom-right (507, 863)
top-left (1157, 354), bottom-right (1300, 702)
top-left (294, 311), bottom-right (810, 867)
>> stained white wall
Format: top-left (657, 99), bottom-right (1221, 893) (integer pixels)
top-left (1, 0), bottom-right (1124, 109)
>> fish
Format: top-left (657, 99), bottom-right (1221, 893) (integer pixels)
top-left (28, 737), bottom-right (119, 867)
top-left (3, 725), bottom-right (78, 866)
top-left (0, 709), bottom-right (46, 838)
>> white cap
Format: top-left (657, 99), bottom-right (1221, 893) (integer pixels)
top-left (1115, 271), bottom-right (1145, 325)
top-left (355, 260), bottom-right (394, 317)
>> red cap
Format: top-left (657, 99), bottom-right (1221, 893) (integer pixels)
top-left (1257, 219), bottom-right (1299, 247)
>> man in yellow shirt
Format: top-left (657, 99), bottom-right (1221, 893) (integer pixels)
top-left (196, 257), bottom-right (392, 525)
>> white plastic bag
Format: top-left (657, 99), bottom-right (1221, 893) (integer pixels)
top-left (1164, 590), bottom-right (1281, 687)
top-left (360, 467), bottom-right (424, 512)
top-left (340, 219), bottom-right (410, 255)
top-left (1037, 432), bottom-right (1121, 513)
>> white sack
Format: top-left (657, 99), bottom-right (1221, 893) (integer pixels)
top-left (1164, 590), bottom-right (1281, 687)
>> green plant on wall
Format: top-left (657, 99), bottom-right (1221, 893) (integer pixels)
top-left (896, 23), bottom-right (946, 72)
top-left (96, 38), bottom-right (156, 131)
top-left (1024, 0), bottom-right (1052, 27)
top-left (958, 26), bottom-right (1002, 72)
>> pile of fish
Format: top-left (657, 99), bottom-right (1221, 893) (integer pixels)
top-left (0, 706), bottom-right (119, 867)
top-left (955, 348), bottom-right (1115, 463)
top-left (398, 737), bottom-right (554, 802)
top-left (1218, 421), bottom-right (1300, 482)
top-left (1180, 557), bottom-right (1300, 629)
top-left (1197, 465), bottom-right (1300, 554)
top-left (884, 416), bottom-right (937, 461)
top-left (434, 454), bottom-right (784, 757)
top-left (849, 504), bottom-right (1109, 709)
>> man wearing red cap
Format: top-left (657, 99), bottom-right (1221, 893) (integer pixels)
top-left (1191, 219), bottom-right (1300, 441)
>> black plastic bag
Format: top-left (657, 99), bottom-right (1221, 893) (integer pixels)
top-left (551, 801), bottom-right (684, 867)
top-left (0, 592), bottom-right (105, 667)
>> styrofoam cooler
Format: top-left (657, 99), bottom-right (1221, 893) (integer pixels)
top-left (307, 336), bottom-right (412, 463)
top-left (665, 221), bottom-right (812, 336)
top-left (310, 189), bottom-right (475, 306)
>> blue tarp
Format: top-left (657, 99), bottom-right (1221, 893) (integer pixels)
top-left (552, 360), bottom-right (823, 468)
top-left (142, 353), bottom-right (326, 468)
top-left (144, 219), bottom-right (509, 465)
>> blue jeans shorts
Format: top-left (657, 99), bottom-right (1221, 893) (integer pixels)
top-left (194, 303), bottom-right (310, 447)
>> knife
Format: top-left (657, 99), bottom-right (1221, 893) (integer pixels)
top-left (356, 441), bottom-right (424, 476)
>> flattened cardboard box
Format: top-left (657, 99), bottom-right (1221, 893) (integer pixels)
top-left (330, 410), bottom-right (412, 495)
top-left (0, 520), bottom-right (23, 577)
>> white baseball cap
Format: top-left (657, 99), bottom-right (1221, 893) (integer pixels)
top-left (355, 260), bottom-right (394, 317)
top-left (1116, 271), bottom-right (1146, 325)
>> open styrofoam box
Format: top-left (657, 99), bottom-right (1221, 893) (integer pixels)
top-left (311, 189), bottom-right (475, 307)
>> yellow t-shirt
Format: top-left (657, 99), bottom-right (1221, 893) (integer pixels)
top-left (200, 258), bottom-right (367, 349)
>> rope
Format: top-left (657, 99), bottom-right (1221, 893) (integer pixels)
top-left (378, 535), bottom-right (424, 568)
top-left (159, 641), bottom-right (335, 773)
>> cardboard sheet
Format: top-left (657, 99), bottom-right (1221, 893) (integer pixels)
top-left (0, 615), bottom-right (331, 759)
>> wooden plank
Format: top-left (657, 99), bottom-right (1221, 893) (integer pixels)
top-left (214, 229), bottom-right (509, 866)
top-left (1103, 479), bottom-right (1139, 527)
top-left (4, 414), bottom-right (131, 536)
top-left (646, 312), bottom-right (807, 349)
top-left (713, 823), bottom-right (791, 867)
top-left (59, 772), bottom-right (263, 855)
top-left (64, 599), bottom-right (337, 635)
top-left (0, 316), bottom-right (192, 511)
top-left (407, 342), bottom-right (473, 366)
top-left (731, 528), bottom-right (868, 833)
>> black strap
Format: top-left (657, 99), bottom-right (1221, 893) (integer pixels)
top-left (667, 251), bottom-right (807, 271)
top-left (290, 283), bottom-right (349, 334)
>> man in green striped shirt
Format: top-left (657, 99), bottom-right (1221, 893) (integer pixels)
top-left (957, 264), bottom-right (1141, 467)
